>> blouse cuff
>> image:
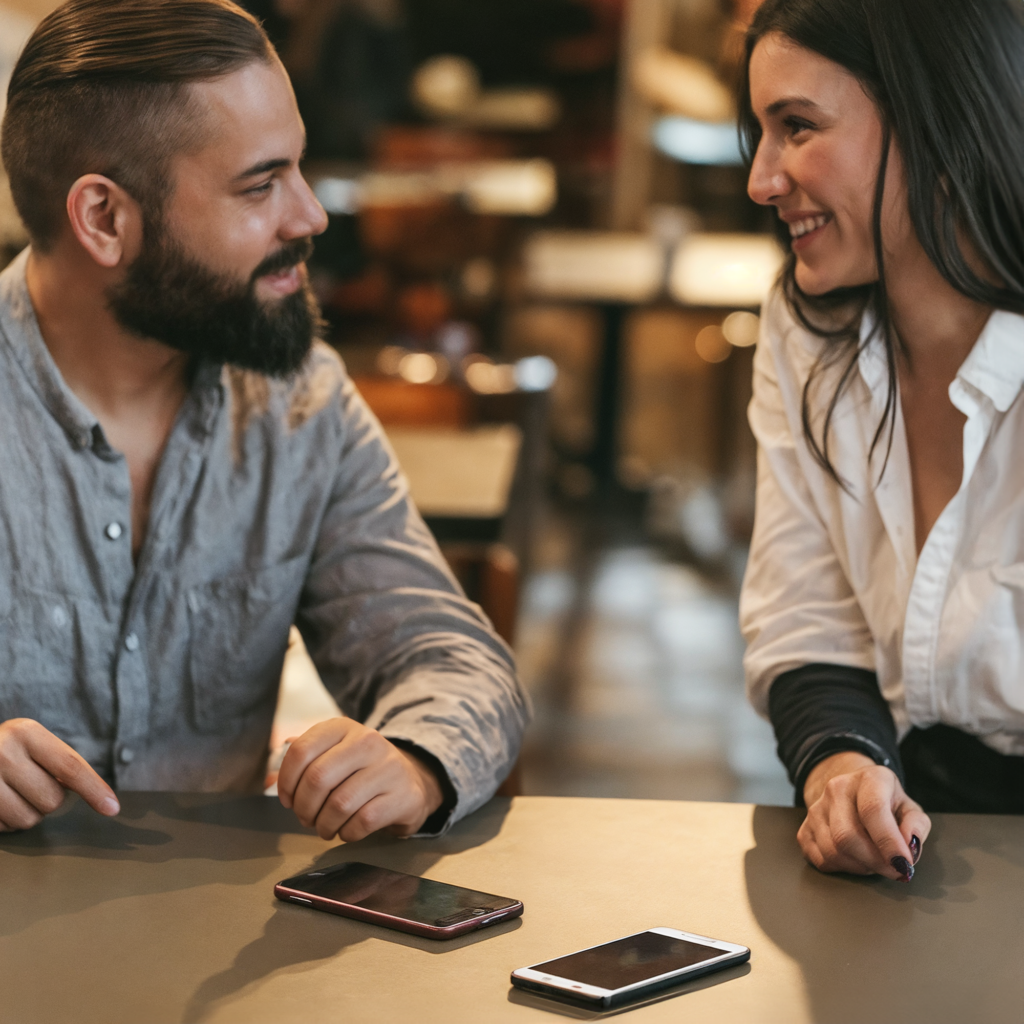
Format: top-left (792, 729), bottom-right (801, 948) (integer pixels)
top-left (767, 664), bottom-right (904, 806)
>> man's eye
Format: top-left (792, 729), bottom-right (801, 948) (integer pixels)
top-left (245, 180), bottom-right (274, 196)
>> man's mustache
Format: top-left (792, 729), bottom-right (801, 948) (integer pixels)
top-left (252, 238), bottom-right (315, 282)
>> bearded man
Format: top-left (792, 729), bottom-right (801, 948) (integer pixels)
top-left (0, 0), bottom-right (527, 840)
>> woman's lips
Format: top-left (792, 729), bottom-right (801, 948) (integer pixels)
top-left (789, 213), bottom-right (832, 252)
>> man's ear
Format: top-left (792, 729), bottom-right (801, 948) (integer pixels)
top-left (65, 174), bottom-right (144, 269)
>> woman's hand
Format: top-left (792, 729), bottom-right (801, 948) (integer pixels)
top-left (799, 751), bottom-right (931, 880)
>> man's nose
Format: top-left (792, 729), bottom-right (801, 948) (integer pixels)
top-left (283, 174), bottom-right (329, 240)
top-left (747, 139), bottom-right (790, 206)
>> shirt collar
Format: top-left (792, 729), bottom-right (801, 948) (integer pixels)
top-left (856, 305), bottom-right (890, 415)
top-left (0, 248), bottom-right (99, 451)
top-left (955, 309), bottom-right (1024, 413)
top-left (0, 247), bottom-right (225, 449)
top-left (857, 304), bottom-right (1024, 415)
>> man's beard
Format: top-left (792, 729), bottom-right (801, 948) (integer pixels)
top-left (107, 226), bottom-right (323, 378)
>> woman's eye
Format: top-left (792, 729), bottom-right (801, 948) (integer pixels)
top-left (784, 117), bottom-right (814, 138)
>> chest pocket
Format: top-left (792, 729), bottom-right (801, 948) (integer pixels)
top-left (187, 555), bottom-right (308, 733)
top-left (0, 583), bottom-right (113, 736)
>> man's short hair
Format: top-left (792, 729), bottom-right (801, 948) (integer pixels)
top-left (1, 0), bottom-right (274, 251)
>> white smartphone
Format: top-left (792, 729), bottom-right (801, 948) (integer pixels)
top-left (511, 927), bottom-right (750, 1009)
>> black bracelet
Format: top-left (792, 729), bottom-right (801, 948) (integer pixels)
top-left (793, 731), bottom-right (900, 807)
top-left (768, 664), bottom-right (904, 807)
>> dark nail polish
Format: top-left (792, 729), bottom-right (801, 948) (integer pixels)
top-left (909, 835), bottom-right (921, 864)
top-left (891, 855), bottom-right (914, 881)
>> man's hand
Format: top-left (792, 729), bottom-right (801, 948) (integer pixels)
top-left (276, 718), bottom-right (445, 842)
top-left (0, 719), bottom-right (120, 831)
top-left (799, 751), bottom-right (931, 880)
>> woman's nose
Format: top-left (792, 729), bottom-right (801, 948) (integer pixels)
top-left (747, 140), bottom-right (790, 206)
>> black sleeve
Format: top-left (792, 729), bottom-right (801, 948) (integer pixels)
top-left (767, 664), bottom-right (904, 806)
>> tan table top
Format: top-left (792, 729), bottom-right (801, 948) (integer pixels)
top-left (385, 425), bottom-right (522, 520)
top-left (0, 794), bottom-right (1020, 1024)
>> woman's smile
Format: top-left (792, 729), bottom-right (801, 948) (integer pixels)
top-left (782, 211), bottom-right (833, 250)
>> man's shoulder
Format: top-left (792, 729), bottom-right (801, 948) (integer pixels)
top-left (222, 340), bottom-right (351, 435)
top-left (0, 248), bottom-right (33, 339)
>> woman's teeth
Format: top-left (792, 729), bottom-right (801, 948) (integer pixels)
top-left (789, 214), bottom-right (830, 238)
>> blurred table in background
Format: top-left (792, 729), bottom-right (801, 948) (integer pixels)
top-left (387, 424), bottom-right (522, 543)
top-left (1, 794), bottom-right (1020, 1024)
top-left (521, 229), bottom-right (780, 492)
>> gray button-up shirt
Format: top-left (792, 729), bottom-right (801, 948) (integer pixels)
top-left (0, 249), bottom-right (529, 831)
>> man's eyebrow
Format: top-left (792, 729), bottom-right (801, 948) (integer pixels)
top-left (234, 157), bottom-right (291, 181)
top-left (765, 96), bottom-right (820, 116)
top-left (233, 140), bottom-right (308, 182)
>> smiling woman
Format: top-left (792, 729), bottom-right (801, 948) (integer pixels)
top-left (737, 0), bottom-right (1024, 884)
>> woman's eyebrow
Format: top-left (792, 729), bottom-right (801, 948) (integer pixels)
top-left (766, 96), bottom-right (820, 116)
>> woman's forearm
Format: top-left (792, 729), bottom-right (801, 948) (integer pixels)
top-left (767, 664), bottom-right (903, 804)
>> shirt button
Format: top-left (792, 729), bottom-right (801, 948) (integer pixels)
top-left (118, 746), bottom-right (135, 765)
top-left (124, 632), bottom-right (140, 652)
top-left (105, 522), bottom-right (123, 541)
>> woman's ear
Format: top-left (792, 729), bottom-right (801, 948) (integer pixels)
top-left (65, 174), bottom-right (143, 269)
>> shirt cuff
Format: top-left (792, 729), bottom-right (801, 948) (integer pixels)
top-left (385, 736), bottom-right (459, 837)
top-left (767, 663), bottom-right (904, 806)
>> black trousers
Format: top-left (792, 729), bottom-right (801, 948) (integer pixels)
top-left (901, 724), bottom-right (1024, 814)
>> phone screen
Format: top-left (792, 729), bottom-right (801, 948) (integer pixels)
top-left (282, 862), bottom-right (519, 926)
top-left (533, 931), bottom-right (726, 989)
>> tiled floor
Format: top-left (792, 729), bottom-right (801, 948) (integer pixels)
top-left (516, 500), bottom-right (793, 806)
top-left (273, 497), bottom-right (793, 807)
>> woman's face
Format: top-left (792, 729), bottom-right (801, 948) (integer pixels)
top-left (747, 32), bottom-right (909, 296)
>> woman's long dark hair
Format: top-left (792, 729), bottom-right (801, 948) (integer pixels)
top-left (737, 0), bottom-right (1024, 485)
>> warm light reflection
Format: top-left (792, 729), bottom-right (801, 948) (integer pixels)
top-left (465, 359), bottom-right (517, 394)
top-left (721, 310), bottom-right (760, 347)
top-left (669, 234), bottom-right (782, 307)
top-left (523, 231), bottom-right (664, 302)
top-left (695, 325), bottom-right (731, 363)
top-left (398, 352), bottom-right (448, 384)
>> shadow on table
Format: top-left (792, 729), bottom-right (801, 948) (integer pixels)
top-left (506, 963), bottom-right (752, 1020)
top-left (181, 797), bottom-right (514, 1023)
top-left (0, 791), bottom-right (313, 858)
top-left (743, 806), bottom-right (1024, 1024)
top-left (0, 793), bottom-right (306, 940)
top-left (0, 793), bottom-right (513, 972)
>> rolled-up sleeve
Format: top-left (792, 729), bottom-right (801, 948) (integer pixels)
top-left (739, 292), bottom-right (876, 716)
top-left (295, 374), bottom-right (530, 834)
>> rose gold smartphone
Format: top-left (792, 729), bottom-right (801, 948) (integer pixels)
top-left (274, 861), bottom-right (523, 939)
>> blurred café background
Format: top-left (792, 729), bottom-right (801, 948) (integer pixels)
top-left (0, 0), bottom-right (792, 805)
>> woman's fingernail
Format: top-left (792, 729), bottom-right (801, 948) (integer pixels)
top-left (909, 835), bottom-right (921, 864)
top-left (891, 855), bottom-right (914, 881)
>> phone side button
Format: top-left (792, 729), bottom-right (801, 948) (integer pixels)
top-left (290, 897), bottom-right (313, 905)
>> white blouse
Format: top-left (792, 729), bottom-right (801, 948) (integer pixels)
top-left (740, 287), bottom-right (1024, 757)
